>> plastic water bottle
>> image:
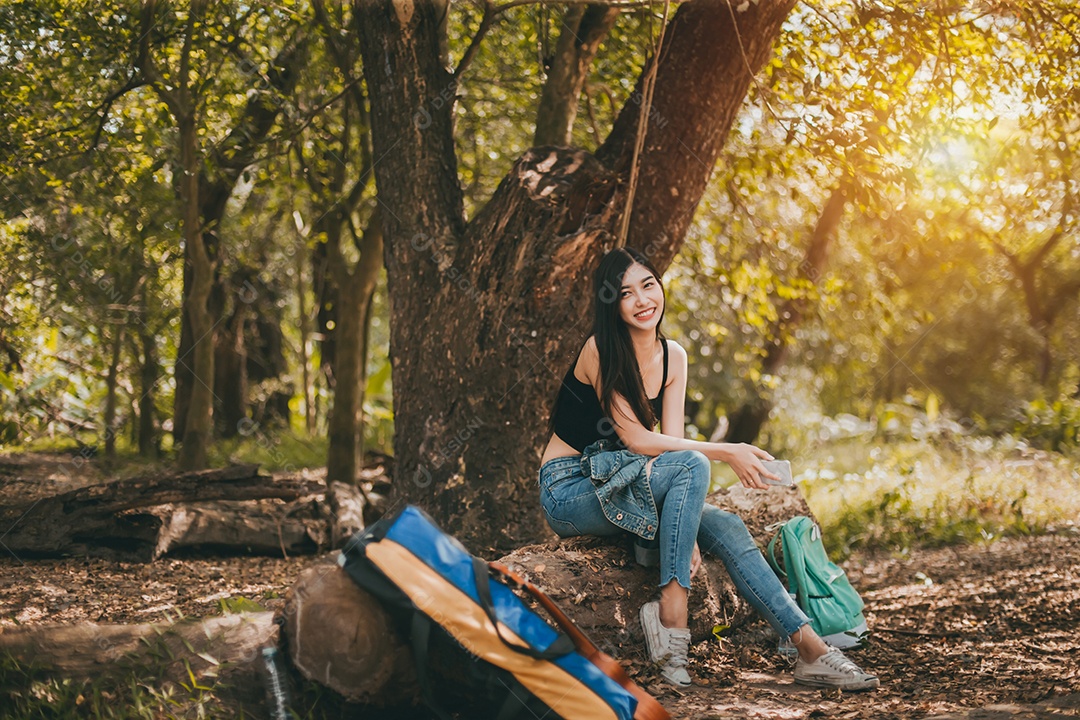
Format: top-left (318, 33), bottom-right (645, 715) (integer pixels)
top-left (633, 535), bottom-right (660, 567)
top-left (777, 592), bottom-right (800, 660)
top-left (777, 635), bottom-right (799, 660)
top-left (261, 646), bottom-right (292, 720)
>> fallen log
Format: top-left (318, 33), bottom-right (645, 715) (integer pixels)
top-left (283, 561), bottom-right (418, 704)
top-left (326, 481), bottom-right (367, 548)
top-left (153, 500), bottom-right (323, 559)
top-left (0, 611), bottom-right (279, 713)
top-left (0, 485), bottom-right (813, 714)
top-left (0, 464), bottom-right (323, 560)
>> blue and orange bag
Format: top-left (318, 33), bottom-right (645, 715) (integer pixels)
top-left (339, 504), bottom-right (668, 720)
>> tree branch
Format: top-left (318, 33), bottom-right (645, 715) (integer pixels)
top-left (454, 1), bottom-right (497, 77)
top-left (311, 0), bottom-right (369, 118)
top-left (137, 0), bottom-right (181, 118)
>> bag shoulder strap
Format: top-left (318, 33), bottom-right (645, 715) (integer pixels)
top-left (488, 562), bottom-right (670, 720)
top-left (767, 530), bottom-right (785, 579)
top-left (472, 557), bottom-right (575, 661)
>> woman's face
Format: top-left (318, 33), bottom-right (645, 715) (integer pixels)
top-left (617, 262), bottom-right (664, 331)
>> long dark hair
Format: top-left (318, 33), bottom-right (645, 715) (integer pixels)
top-left (593, 247), bottom-right (667, 428)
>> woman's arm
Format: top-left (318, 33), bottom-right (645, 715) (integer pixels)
top-left (608, 339), bottom-right (778, 488)
top-left (659, 340), bottom-right (688, 439)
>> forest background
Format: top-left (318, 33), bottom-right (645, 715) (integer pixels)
top-left (1, 0), bottom-right (1079, 565)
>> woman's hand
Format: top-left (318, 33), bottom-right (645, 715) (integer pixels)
top-left (715, 442), bottom-right (777, 489)
top-left (690, 542), bottom-right (702, 579)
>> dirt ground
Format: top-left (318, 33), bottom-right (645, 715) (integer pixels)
top-left (1, 452), bottom-right (1078, 718)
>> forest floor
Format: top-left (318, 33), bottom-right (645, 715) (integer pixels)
top-left (1, 452), bottom-right (1078, 718)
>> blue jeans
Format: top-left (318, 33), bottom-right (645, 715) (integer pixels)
top-left (538, 451), bottom-right (810, 638)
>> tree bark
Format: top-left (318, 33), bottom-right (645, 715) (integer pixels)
top-left (137, 328), bottom-right (159, 457)
top-left (726, 181), bottom-right (849, 444)
top-left (214, 276), bottom-right (250, 438)
top-left (176, 110), bottom-right (217, 471)
top-left (358, 0), bottom-right (797, 551)
top-left (154, 500), bottom-right (322, 558)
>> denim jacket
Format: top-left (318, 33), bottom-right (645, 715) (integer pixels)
top-left (578, 438), bottom-right (659, 540)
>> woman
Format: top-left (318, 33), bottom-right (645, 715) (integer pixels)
top-left (538, 247), bottom-right (878, 691)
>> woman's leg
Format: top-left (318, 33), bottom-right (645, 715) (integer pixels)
top-left (643, 450), bottom-right (711, 628)
top-left (696, 504), bottom-right (810, 639)
top-left (698, 505), bottom-right (880, 689)
top-left (634, 450), bottom-right (710, 687)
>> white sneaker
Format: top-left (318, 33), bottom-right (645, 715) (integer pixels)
top-left (794, 647), bottom-right (879, 691)
top-left (639, 601), bottom-right (691, 687)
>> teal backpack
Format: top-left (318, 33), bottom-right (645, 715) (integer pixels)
top-left (766, 516), bottom-right (868, 649)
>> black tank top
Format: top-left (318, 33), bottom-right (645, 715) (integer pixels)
top-left (550, 339), bottom-right (668, 453)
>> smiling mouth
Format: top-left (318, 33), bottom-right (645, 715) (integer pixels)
top-left (634, 308), bottom-right (656, 320)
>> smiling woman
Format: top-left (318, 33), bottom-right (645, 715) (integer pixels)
top-left (536, 247), bottom-right (880, 691)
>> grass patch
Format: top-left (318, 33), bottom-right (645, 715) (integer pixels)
top-left (206, 429), bottom-right (328, 472)
top-left (0, 653), bottom-right (240, 720)
top-left (795, 436), bottom-right (1080, 559)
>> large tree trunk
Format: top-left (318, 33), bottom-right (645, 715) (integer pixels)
top-left (358, 0), bottom-right (797, 551)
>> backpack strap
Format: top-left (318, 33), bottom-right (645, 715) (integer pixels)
top-left (409, 613), bottom-right (456, 720)
top-left (767, 528), bottom-right (787, 580)
top-left (488, 561), bottom-right (671, 720)
top-left (494, 677), bottom-right (530, 720)
top-left (472, 557), bottom-right (576, 660)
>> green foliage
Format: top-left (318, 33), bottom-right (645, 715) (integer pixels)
top-left (2, 0), bottom-right (1079, 477)
top-left (218, 596), bottom-right (266, 615)
top-left (669, 1), bottom-right (1080, 439)
top-left (792, 433), bottom-right (1076, 560)
top-left (1015, 395), bottom-right (1080, 452)
top-left (208, 429), bottom-right (327, 472)
top-left (0, 653), bottom-right (241, 720)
